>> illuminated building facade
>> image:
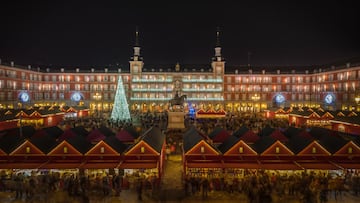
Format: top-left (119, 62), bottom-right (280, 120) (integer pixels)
top-left (0, 31), bottom-right (360, 114)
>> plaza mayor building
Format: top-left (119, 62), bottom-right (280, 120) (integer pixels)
top-left (0, 30), bottom-right (360, 114)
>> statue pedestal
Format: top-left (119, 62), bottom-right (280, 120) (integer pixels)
top-left (167, 111), bottom-right (185, 129)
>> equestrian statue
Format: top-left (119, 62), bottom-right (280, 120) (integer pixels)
top-left (169, 91), bottom-right (187, 107)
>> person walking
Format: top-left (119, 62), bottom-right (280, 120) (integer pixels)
top-left (202, 178), bottom-right (209, 199)
top-left (137, 179), bottom-right (143, 201)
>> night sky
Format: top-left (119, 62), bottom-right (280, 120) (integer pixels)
top-left (0, 1), bottom-right (359, 67)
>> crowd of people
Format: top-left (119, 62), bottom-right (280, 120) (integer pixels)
top-left (183, 170), bottom-right (360, 203)
top-left (1, 110), bottom-right (360, 202)
top-left (0, 170), bottom-right (158, 202)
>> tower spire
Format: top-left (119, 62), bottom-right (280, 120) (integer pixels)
top-left (216, 26), bottom-right (221, 47)
top-left (135, 26), bottom-right (140, 47)
top-left (214, 27), bottom-right (222, 61)
top-left (132, 26), bottom-right (141, 61)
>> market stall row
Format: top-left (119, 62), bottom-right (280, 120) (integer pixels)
top-left (183, 126), bottom-right (360, 178)
top-left (0, 126), bottom-right (166, 178)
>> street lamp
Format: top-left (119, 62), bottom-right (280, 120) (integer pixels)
top-left (355, 95), bottom-right (360, 111)
top-left (251, 94), bottom-right (260, 113)
top-left (355, 95), bottom-right (360, 105)
top-left (93, 92), bottom-right (102, 116)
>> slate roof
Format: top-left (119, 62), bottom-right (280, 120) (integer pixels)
top-left (286, 135), bottom-right (313, 154)
top-left (232, 125), bottom-right (250, 138)
top-left (283, 127), bottom-right (301, 138)
top-left (270, 130), bottom-right (289, 142)
top-left (58, 129), bottom-right (77, 141)
top-left (183, 127), bottom-right (205, 153)
top-left (258, 125), bottom-right (275, 137)
top-left (67, 135), bottom-right (94, 154)
top-left (116, 130), bottom-right (135, 142)
top-left (104, 136), bottom-right (129, 154)
top-left (298, 130), bottom-right (314, 140)
top-left (71, 126), bottom-right (89, 137)
top-left (208, 127), bottom-right (230, 143)
top-left (43, 126), bottom-right (64, 139)
top-left (87, 129), bottom-right (106, 143)
top-left (142, 127), bottom-right (165, 153)
top-left (308, 127), bottom-right (333, 140)
top-left (0, 134), bottom-right (26, 154)
top-left (217, 135), bottom-right (240, 154)
top-left (252, 136), bottom-right (276, 154)
top-left (98, 126), bottom-right (115, 137)
top-left (30, 135), bottom-right (58, 154)
top-left (239, 131), bottom-right (259, 143)
top-left (124, 126), bottom-right (140, 139)
top-left (318, 134), bottom-right (348, 154)
top-left (331, 116), bottom-right (360, 125)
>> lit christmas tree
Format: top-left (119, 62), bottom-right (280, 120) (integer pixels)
top-left (110, 75), bottom-right (131, 121)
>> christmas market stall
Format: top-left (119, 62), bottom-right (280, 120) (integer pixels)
top-left (183, 127), bottom-right (222, 179)
top-left (120, 127), bottom-right (165, 189)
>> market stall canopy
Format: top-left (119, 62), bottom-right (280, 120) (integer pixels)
top-left (85, 140), bottom-right (120, 156)
top-left (87, 129), bottom-right (106, 143)
top-left (1, 126), bottom-right (36, 138)
top-left (30, 135), bottom-right (58, 154)
top-left (219, 138), bottom-right (257, 156)
top-left (123, 126), bottom-right (140, 139)
top-left (67, 135), bottom-right (93, 154)
top-left (286, 135), bottom-right (313, 154)
top-left (47, 140), bottom-right (82, 156)
top-left (217, 135), bottom-right (240, 154)
top-left (58, 129), bottom-right (77, 141)
top-left (71, 126), bottom-right (89, 137)
top-left (98, 126), bottom-right (115, 137)
top-left (104, 136), bottom-right (129, 154)
top-left (9, 140), bottom-right (44, 156)
top-left (239, 130), bottom-right (259, 143)
top-left (297, 130), bottom-right (313, 140)
top-left (318, 134), bottom-right (348, 154)
top-left (308, 127), bottom-right (335, 140)
top-left (125, 127), bottom-right (164, 156)
top-left (208, 127), bottom-right (231, 143)
top-left (43, 126), bottom-right (64, 139)
top-left (0, 134), bottom-right (26, 154)
top-left (297, 140), bottom-right (331, 156)
top-left (116, 130), bottom-right (135, 143)
top-left (142, 126), bottom-right (165, 154)
top-left (184, 127), bottom-right (220, 156)
top-left (259, 161), bottom-right (302, 170)
top-left (258, 125), bottom-right (275, 137)
top-left (183, 127), bottom-right (206, 153)
top-left (297, 161), bottom-right (340, 170)
top-left (283, 127), bottom-right (301, 139)
top-left (333, 141), bottom-right (360, 157)
top-left (269, 130), bottom-right (288, 142)
top-left (0, 148), bottom-right (6, 156)
top-left (252, 136), bottom-right (276, 154)
top-left (261, 140), bottom-right (294, 156)
top-left (232, 125), bottom-right (250, 138)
